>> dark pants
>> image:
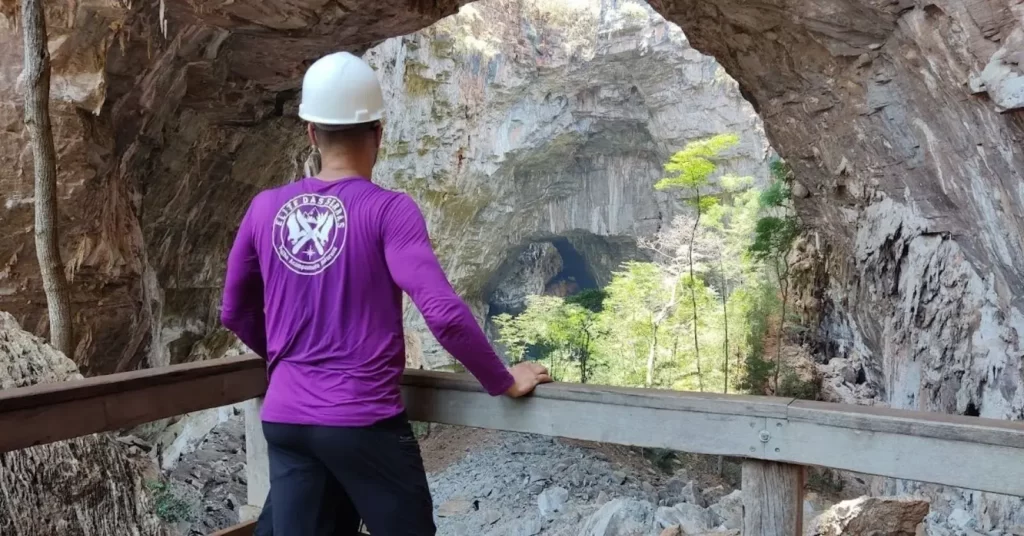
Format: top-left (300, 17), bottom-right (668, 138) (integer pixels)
top-left (254, 413), bottom-right (436, 536)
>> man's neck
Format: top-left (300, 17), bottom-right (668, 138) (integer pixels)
top-left (316, 157), bottom-right (373, 182)
top-left (316, 167), bottom-right (371, 182)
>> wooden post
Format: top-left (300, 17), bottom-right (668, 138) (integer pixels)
top-left (241, 397), bottom-right (270, 522)
top-left (742, 460), bottom-right (804, 536)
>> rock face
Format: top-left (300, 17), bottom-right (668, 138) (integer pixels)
top-left (0, 312), bottom-right (164, 535)
top-left (0, 0), bottom-right (480, 374)
top-left (364, 0), bottom-right (769, 365)
top-left (811, 496), bottom-right (930, 536)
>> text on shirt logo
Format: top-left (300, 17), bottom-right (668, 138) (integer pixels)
top-left (272, 194), bottom-right (347, 275)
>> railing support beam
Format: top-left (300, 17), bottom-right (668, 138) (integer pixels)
top-left (742, 460), bottom-right (805, 536)
top-left (241, 397), bottom-right (270, 522)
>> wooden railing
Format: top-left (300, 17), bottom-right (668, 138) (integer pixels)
top-left (3, 354), bottom-right (1024, 536)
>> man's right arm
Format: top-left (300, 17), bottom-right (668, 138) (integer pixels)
top-left (381, 194), bottom-right (549, 396)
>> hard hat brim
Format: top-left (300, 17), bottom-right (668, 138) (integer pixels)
top-left (299, 110), bottom-right (385, 127)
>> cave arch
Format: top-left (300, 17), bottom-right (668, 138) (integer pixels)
top-left (1, 0), bottom-right (1022, 437)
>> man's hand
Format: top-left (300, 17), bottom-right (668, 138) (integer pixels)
top-left (505, 362), bottom-right (553, 398)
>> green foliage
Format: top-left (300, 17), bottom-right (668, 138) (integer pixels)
top-left (739, 354), bottom-right (775, 394)
top-left (745, 157), bottom-right (802, 393)
top-left (618, 1), bottom-right (648, 24)
top-left (749, 215), bottom-right (799, 264)
top-left (567, 288), bottom-right (606, 312)
top-left (412, 421), bottom-right (431, 439)
top-left (655, 134), bottom-right (740, 194)
top-left (494, 141), bottom-right (815, 401)
top-left (778, 369), bottom-right (820, 400)
top-left (495, 293), bottom-right (604, 382)
top-left (147, 480), bottom-right (192, 524)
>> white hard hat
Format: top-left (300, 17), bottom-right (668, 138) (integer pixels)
top-left (298, 51), bottom-right (385, 126)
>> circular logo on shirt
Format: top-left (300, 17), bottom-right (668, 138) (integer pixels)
top-left (272, 194), bottom-right (347, 275)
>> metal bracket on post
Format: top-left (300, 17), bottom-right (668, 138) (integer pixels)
top-left (745, 417), bottom-right (770, 456)
top-left (762, 417), bottom-right (789, 460)
top-left (742, 418), bottom-right (802, 536)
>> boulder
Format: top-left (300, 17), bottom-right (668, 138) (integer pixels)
top-left (579, 499), bottom-right (655, 536)
top-left (538, 486), bottom-right (570, 517)
top-left (655, 503), bottom-right (713, 534)
top-left (813, 497), bottom-right (930, 536)
top-left (708, 490), bottom-right (743, 530)
top-left (437, 498), bottom-right (475, 517)
top-left (659, 478), bottom-right (704, 507)
top-left (701, 485), bottom-right (728, 506)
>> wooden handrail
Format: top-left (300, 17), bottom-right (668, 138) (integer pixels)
top-left (4, 354), bottom-right (1024, 526)
top-left (0, 355), bottom-right (266, 453)
top-left (400, 369), bottom-right (1024, 497)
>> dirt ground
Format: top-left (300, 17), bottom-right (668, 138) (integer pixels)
top-left (418, 424), bottom-right (499, 473)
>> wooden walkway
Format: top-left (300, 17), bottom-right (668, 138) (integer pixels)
top-left (3, 354), bottom-right (1023, 535)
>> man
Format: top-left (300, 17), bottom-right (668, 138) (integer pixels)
top-left (220, 51), bottom-right (551, 535)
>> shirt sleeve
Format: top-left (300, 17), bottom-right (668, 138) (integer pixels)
top-left (382, 194), bottom-right (514, 396)
top-left (220, 200), bottom-right (269, 359)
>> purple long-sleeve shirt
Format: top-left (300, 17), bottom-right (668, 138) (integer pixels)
top-left (220, 177), bottom-right (514, 426)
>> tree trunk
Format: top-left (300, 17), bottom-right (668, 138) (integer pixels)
top-left (22, 0), bottom-right (74, 357)
top-left (773, 258), bottom-right (788, 394)
top-left (585, 332), bottom-right (593, 385)
top-left (689, 191), bottom-right (703, 392)
top-left (670, 329), bottom-right (680, 368)
top-left (646, 324), bottom-right (658, 387)
top-left (719, 252), bottom-right (730, 394)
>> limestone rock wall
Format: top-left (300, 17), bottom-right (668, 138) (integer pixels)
top-left (364, 0), bottom-right (769, 365)
top-left (0, 0), bottom-right (469, 374)
top-left (0, 312), bottom-right (165, 535)
top-left (651, 0), bottom-right (1024, 528)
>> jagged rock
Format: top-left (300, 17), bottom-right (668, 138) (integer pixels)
top-left (538, 486), bottom-right (570, 517)
top-left (655, 502), bottom-right (713, 534)
top-left (813, 497), bottom-right (930, 536)
top-left (659, 477), bottom-right (703, 507)
top-left (438, 498), bottom-right (475, 517)
top-left (579, 499), bottom-right (656, 536)
top-left (0, 312), bottom-right (165, 535)
top-left (660, 526), bottom-right (682, 536)
top-left (701, 485), bottom-right (727, 506)
top-left (506, 513), bottom-right (543, 536)
top-left (708, 490), bottom-right (743, 530)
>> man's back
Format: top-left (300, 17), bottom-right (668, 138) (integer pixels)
top-left (221, 177), bottom-right (515, 428)
top-left (223, 51), bottom-right (549, 536)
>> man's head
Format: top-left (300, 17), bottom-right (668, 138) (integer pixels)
top-left (299, 52), bottom-right (386, 175)
top-left (306, 121), bottom-right (383, 162)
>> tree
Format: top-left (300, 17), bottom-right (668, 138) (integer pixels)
top-left (602, 262), bottom-right (678, 387)
top-left (655, 133), bottom-right (740, 392)
top-left (564, 289), bottom-right (606, 383)
top-left (748, 159), bottom-right (799, 392)
top-left (22, 0), bottom-right (74, 356)
top-left (700, 174), bottom-right (756, 394)
top-left (494, 292), bottom-right (605, 383)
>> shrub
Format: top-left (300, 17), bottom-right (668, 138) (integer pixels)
top-left (147, 480), bottom-right (192, 524)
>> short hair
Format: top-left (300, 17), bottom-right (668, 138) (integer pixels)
top-left (313, 121), bottom-right (380, 149)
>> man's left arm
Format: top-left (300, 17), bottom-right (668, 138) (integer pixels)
top-left (220, 203), bottom-right (268, 359)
